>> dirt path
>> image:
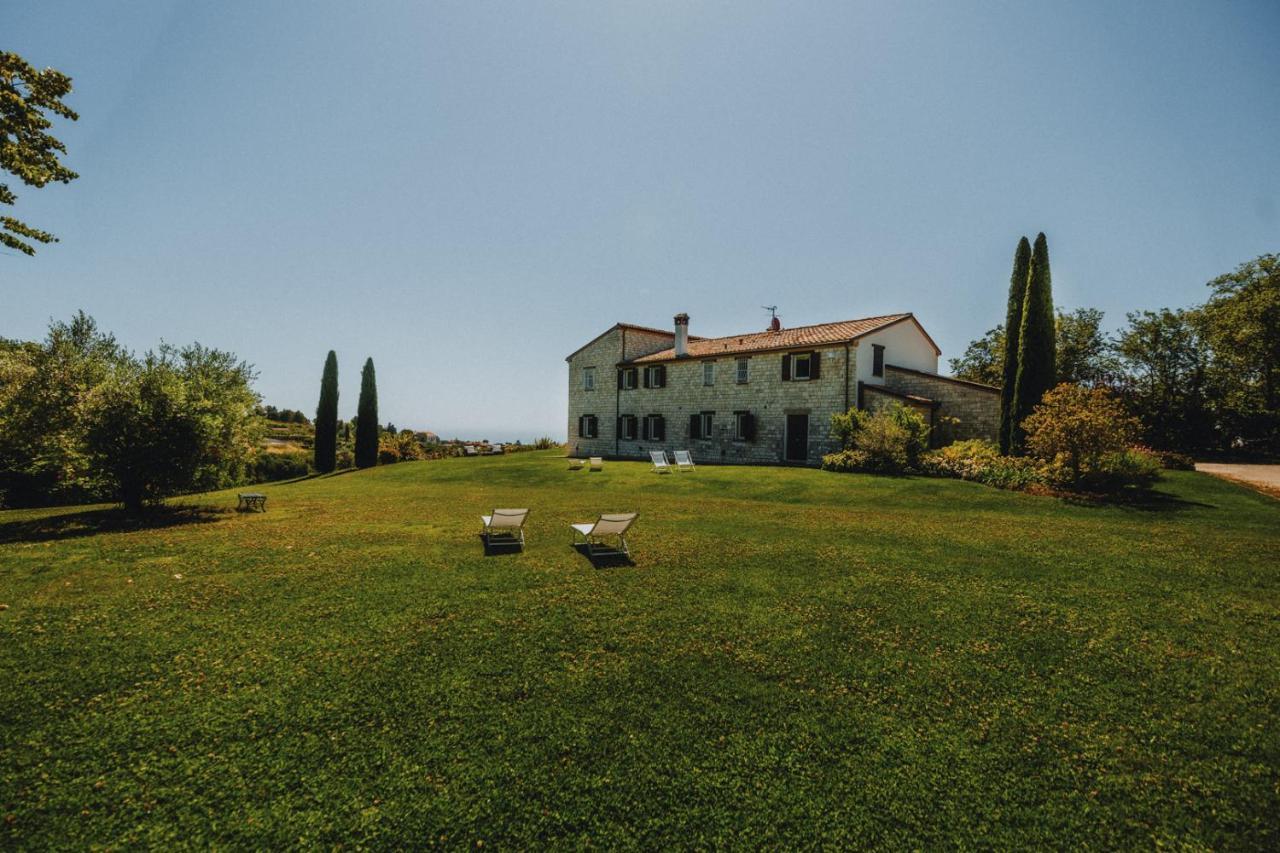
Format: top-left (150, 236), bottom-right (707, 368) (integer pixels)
top-left (1196, 463), bottom-right (1280, 499)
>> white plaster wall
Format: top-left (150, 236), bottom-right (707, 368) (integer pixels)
top-left (855, 318), bottom-right (940, 388)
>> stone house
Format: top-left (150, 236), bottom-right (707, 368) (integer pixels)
top-left (565, 312), bottom-right (998, 465)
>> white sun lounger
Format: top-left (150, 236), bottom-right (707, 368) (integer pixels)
top-left (570, 512), bottom-right (639, 557)
top-left (650, 450), bottom-right (671, 473)
top-left (568, 457), bottom-right (585, 470)
top-left (589, 457), bottom-right (604, 472)
top-left (480, 508), bottom-right (529, 547)
top-left (673, 450), bottom-right (696, 471)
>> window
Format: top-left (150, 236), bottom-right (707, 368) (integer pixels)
top-left (702, 361), bottom-right (715, 386)
top-left (643, 365), bottom-right (667, 388)
top-left (577, 414), bottom-right (598, 438)
top-left (793, 353), bottom-right (812, 380)
top-left (690, 411), bottom-right (713, 439)
top-left (734, 411), bottom-right (756, 442)
top-left (617, 414), bottom-right (637, 441)
top-left (618, 368), bottom-right (638, 390)
top-left (582, 367), bottom-right (596, 391)
top-left (642, 414), bottom-right (665, 441)
top-left (782, 351), bottom-right (820, 382)
top-left (736, 358), bottom-right (749, 384)
top-left (872, 344), bottom-right (885, 378)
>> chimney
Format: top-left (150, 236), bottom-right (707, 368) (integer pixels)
top-left (674, 313), bottom-right (690, 358)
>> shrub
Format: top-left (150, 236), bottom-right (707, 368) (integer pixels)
top-left (335, 448), bottom-right (355, 470)
top-left (1042, 447), bottom-right (1162, 492)
top-left (1134, 446), bottom-right (1195, 470)
top-left (920, 439), bottom-right (1045, 490)
top-left (827, 403), bottom-right (930, 474)
top-left (533, 436), bottom-right (560, 450)
top-left (1022, 383), bottom-right (1146, 489)
top-left (250, 450), bottom-right (310, 483)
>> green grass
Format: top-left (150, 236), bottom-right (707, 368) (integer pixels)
top-left (2, 451), bottom-right (1279, 847)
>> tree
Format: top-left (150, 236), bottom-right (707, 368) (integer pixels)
top-left (1011, 232), bottom-right (1056, 453)
top-left (354, 358), bottom-right (379, 469)
top-left (0, 313), bottom-right (127, 506)
top-left (999, 236), bottom-right (1032, 453)
top-left (949, 325), bottom-right (1005, 386)
top-left (1113, 308), bottom-right (1213, 451)
top-left (1, 52), bottom-right (79, 255)
top-left (1055, 308), bottom-right (1118, 387)
top-left (1198, 253), bottom-right (1280, 452)
top-left (86, 344), bottom-right (261, 512)
top-left (314, 351), bottom-right (339, 473)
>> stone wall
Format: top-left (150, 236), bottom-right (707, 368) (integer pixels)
top-left (882, 365), bottom-right (999, 444)
top-left (569, 340), bottom-right (857, 465)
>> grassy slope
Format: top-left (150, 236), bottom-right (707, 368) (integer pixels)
top-left (1, 452), bottom-right (1278, 848)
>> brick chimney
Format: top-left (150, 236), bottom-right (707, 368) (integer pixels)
top-left (674, 313), bottom-right (690, 358)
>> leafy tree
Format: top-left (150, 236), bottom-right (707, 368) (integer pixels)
top-left (0, 313), bottom-right (127, 506)
top-left (1011, 232), bottom-right (1056, 453)
top-left (1, 52), bottom-right (79, 255)
top-left (1055, 307), bottom-right (1118, 386)
top-left (314, 351), bottom-right (339, 473)
top-left (86, 344), bottom-right (261, 512)
top-left (949, 325), bottom-right (1005, 386)
top-left (1198, 253), bottom-right (1280, 452)
top-left (354, 358), bottom-right (379, 469)
top-left (999, 236), bottom-right (1031, 453)
top-left (1113, 308), bottom-right (1213, 451)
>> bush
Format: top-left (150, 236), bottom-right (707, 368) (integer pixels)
top-left (826, 403), bottom-right (930, 474)
top-left (250, 450), bottom-right (310, 483)
top-left (533, 436), bottom-right (560, 450)
top-left (1042, 447), bottom-right (1162, 492)
top-left (920, 439), bottom-right (1045, 490)
top-left (1022, 383), bottom-right (1151, 490)
top-left (1134, 446), bottom-right (1195, 470)
top-left (335, 448), bottom-right (355, 470)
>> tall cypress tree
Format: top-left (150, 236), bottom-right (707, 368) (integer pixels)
top-left (999, 237), bottom-right (1032, 454)
top-left (354, 358), bottom-right (379, 469)
top-left (313, 351), bottom-right (339, 473)
top-left (1011, 232), bottom-right (1056, 453)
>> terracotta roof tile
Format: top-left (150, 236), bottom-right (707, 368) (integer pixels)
top-left (627, 313), bottom-right (917, 363)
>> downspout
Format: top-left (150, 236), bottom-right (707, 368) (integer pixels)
top-left (617, 327), bottom-right (624, 458)
top-left (843, 342), bottom-right (851, 411)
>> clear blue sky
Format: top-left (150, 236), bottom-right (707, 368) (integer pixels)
top-left (7, 1), bottom-right (1278, 440)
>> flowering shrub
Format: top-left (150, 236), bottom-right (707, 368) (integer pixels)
top-left (919, 439), bottom-right (1045, 490)
top-left (1022, 384), bottom-right (1151, 489)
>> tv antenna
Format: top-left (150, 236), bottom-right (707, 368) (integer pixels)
top-left (762, 305), bottom-right (778, 321)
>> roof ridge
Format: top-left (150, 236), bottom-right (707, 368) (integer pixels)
top-left (682, 312), bottom-right (912, 342)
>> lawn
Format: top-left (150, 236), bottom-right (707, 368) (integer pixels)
top-left (2, 451), bottom-right (1279, 847)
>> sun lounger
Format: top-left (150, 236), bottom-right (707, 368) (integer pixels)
top-left (589, 457), bottom-right (604, 472)
top-left (650, 450), bottom-right (672, 473)
top-left (673, 450), bottom-right (696, 472)
top-left (568, 457), bottom-right (585, 470)
top-left (570, 512), bottom-right (639, 557)
top-left (480, 508), bottom-right (529, 547)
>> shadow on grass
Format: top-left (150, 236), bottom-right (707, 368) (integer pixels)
top-left (572, 542), bottom-right (636, 569)
top-left (477, 534), bottom-right (525, 557)
top-left (0, 505), bottom-right (229, 545)
top-left (1061, 488), bottom-right (1215, 513)
top-left (270, 468), bottom-right (362, 487)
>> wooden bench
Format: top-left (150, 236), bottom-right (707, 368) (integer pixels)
top-left (237, 493), bottom-right (267, 512)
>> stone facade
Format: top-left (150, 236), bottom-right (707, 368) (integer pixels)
top-left (566, 317), bottom-right (1000, 465)
top-left (881, 365), bottom-right (1000, 444)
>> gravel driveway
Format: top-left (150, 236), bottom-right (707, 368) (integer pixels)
top-left (1196, 463), bottom-right (1280, 498)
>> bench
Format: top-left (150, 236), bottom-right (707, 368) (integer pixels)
top-left (237, 493), bottom-right (268, 512)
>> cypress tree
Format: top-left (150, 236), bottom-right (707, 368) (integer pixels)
top-left (313, 351), bottom-right (339, 473)
top-left (354, 358), bottom-right (379, 469)
top-left (999, 237), bottom-right (1032, 454)
top-left (1011, 232), bottom-right (1056, 453)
